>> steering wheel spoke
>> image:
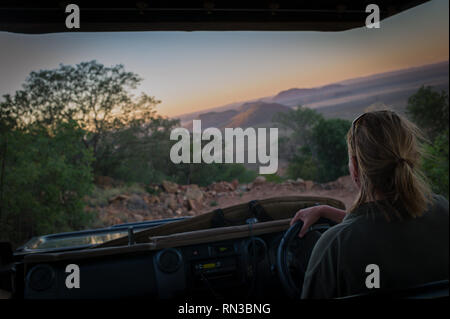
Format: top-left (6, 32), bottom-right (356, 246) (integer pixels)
top-left (276, 218), bottom-right (335, 299)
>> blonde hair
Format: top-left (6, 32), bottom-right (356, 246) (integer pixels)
top-left (347, 110), bottom-right (432, 220)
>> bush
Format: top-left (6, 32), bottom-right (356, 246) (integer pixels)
top-left (186, 163), bottom-right (257, 186)
top-left (311, 118), bottom-right (351, 182)
top-left (422, 131), bottom-right (449, 199)
top-left (0, 121), bottom-right (94, 246)
top-left (406, 86), bottom-right (449, 198)
top-left (287, 146), bottom-right (319, 181)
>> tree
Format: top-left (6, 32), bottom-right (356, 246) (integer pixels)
top-left (0, 60), bottom-right (161, 158)
top-left (311, 118), bottom-right (351, 182)
top-left (422, 130), bottom-right (449, 198)
top-left (406, 86), bottom-right (449, 140)
top-left (274, 106), bottom-right (350, 182)
top-left (0, 121), bottom-right (93, 246)
top-left (286, 146), bottom-right (319, 181)
top-left (406, 86), bottom-right (449, 198)
top-left (96, 115), bottom-right (180, 183)
top-left (273, 106), bottom-right (323, 160)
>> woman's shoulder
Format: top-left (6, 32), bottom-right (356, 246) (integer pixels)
top-left (430, 194), bottom-right (449, 213)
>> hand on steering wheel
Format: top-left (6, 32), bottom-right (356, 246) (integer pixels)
top-left (290, 205), bottom-right (327, 238)
top-left (277, 210), bottom-right (337, 299)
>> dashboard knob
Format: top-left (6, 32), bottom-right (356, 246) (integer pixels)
top-left (156, 248), bottom-right (183, 273)
top-left (27, 264), bottom-right (55, 291)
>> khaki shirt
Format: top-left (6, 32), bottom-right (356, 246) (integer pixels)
top-left (301, 194), bottom-right (449, 299)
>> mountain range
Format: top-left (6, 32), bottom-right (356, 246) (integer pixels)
top-left (179, 60), bottom-right (449, 130)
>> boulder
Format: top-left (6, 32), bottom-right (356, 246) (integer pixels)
top-left (304, 180), bottom-right (315, 191)
top-left (126, 194), bottom-right (149, 210)
top-left (231, 179), bottom-right (239, 190)
top-left (162, 180), bottom-right (179, 193)
top-left (186, 185), bottom-right (204, 202)
top-left (145, 195), bottom-right (160, 204)
top-left (253, 176), bottom-right (266, 185)
top-left (108, 194), bottom-right (130, 204)
top-left (238, 184), bottom-right (249, 192)
top-left (188, 199), bottom-right (202, 212)
top-left (164, 194), bottom-right (178, 210)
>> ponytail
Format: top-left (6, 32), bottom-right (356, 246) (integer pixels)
top-left (393, 159), bottom-right (429, 218)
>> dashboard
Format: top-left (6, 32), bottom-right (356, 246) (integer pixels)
top-left (22, 232), bottom-right (287, 299)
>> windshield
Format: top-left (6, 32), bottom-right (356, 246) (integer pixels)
top-left (24, 230), bottom-right (128, 251)
top-left (0, 0), bottom-right (448, 250)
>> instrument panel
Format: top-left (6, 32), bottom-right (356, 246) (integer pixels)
top-left (23, 232), bottom-right (286, 299)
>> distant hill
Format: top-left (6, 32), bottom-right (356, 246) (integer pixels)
top-left (272, 84), bottom-right (346, 105)
top-left (224, 102), bottom-right (291, 128)
top-left (184, 102), bottom-right (290, 130)
top-left (179, 60), bottom-right (449, 128)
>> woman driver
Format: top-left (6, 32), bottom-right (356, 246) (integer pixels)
top-left (290, 110), bottom-right (449, 299)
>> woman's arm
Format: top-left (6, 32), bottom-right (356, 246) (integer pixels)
top-left (290, 205), bottom-right (347, 238)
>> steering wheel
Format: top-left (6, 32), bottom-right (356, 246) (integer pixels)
top-left (276, 217), bottom-right (336, 299)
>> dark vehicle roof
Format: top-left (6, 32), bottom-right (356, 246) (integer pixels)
top-left (0, 0), bottom-right (430, 34)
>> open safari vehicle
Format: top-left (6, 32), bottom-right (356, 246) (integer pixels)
top-left (1, 196), bottom-right (447, 299)
top-left (2, 196), bottom-right (341, 299)
top-left (0, 0), bottom-right (448, 301)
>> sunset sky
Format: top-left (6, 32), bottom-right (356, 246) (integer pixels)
top-left (0, 0), bottom-right (448, 117)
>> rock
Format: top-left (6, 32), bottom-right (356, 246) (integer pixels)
top-left (145, 195), bottom-right (160, 204)
top-left (176, 194), bottom-right (185, 205)
top-left (209, 181), bottom-right (234, 193)
top-left (109, 194), bottom-right (130, 204)
top-left (304, 180), bottom-right (315, 191)
top-left (231, 179), bottom-right (239, 190)
top-left (164, 194), bottom-right (178, 210)
top-left (238, 184), bottom-right (248, 192)
top-left (162, 180), bottom-right (179, 193)
top-left (253, 176), bottom-right (266, 185)
top-left (186, 185), bottom-right (204, 202)
top-left (175, 208), bottom-right (183, 216)
top-left (296, 178), bottom-right (305, 183)
top-left (133, 214), bottom-right (144, 222)
top-left (188, 199), bottom-right (202, 212)
top-left (126, 194), bottom-right (149, 210)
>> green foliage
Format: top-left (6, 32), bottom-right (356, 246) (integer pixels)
top-left (95, 115), bottom-right (180, 183)
top-left (263, 173), bottom-right (285, 183)
top-left (275, 106), bottom-right (351, 183)
top-left (0, 60), bottom-right (260, 246)
top-left (177, 163), bottom-right (257, 187)
top-left (86, 183), bottom-right (148, 208)
top-left (273, 106), bottom-right (323, 160)
top-left (0, 60), bottom-right (161, 163)
top-left (0, 121), bottom-right (94, 246)
top-left (406, 86), bottom-right (449, 198)
top-left (311, 118), bottom-right (352, 182)
top-left (422, 131), bottom-right (449, 199)
top-left (286, 146), bottom-right (319, 181)
top-left (407, 86), bottom-right (449, 140)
